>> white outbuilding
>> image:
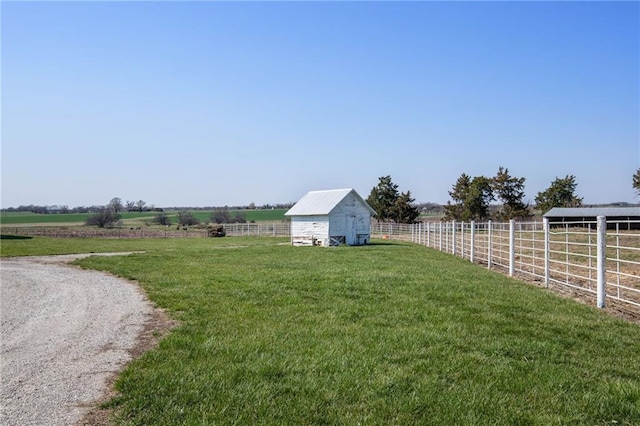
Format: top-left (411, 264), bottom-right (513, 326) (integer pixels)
top-left (285, 188), bottom-right (376, 246)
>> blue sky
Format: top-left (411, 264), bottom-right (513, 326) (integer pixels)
top-left (2, 1), bottom-right (638, 208)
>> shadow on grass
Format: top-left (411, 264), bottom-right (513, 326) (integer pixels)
top-left (347, 240), bottom-right (403, 247)
top-left (0, 235), bottom-right (33, 240)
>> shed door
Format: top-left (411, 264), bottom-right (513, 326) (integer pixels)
top-left (346, 215), bottom-right (356, 245)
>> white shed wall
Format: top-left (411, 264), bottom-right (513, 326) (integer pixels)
top-left (290, 216), bottom-right (330, 246)
top-left (328, 193), bottom-right (372, 245)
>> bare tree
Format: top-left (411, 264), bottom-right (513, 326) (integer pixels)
top-left (177, 211), bottom-right (199, 226)
top-left (153, 212), bottom-right (171, 226)
top-left (233, 211), bottom-right (247, 223)
top-left (109, 197), bottom-right (123, 213)
top-left (126, 200), bottom-right (136, 212)
top-left (211, 209), bottom-right (232, 224)
top-left (135, 200), bottom-right (146, 213)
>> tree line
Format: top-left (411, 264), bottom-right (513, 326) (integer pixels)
top-left (5, 169), bottom-right (639, 227)
top-left (152, 209), bottom-right (249, 228)
top-left (86, 202), bottom-right (251, 228)
top-left (443, 168), bottom-right (583, 222)
top-left (368, 167), bottom-right (640, 224)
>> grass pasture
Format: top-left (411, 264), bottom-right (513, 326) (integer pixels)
top-left (2, 237), bottom-right (640, 424)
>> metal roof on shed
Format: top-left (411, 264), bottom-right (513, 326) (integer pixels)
top-left (543, 207), bottom-right (640, 218)
top-left (285, 188), bottom-right (375, 216)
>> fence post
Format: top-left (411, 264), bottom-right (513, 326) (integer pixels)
top-left (487, 220), bottom-right (492, 269)
top-left (544, 217), bottom-right (550, 288)
top-left (470, 221), bottom-right (475, 263)
top-left (460, 222), bottom-right (465, 259)
top-left (597, 215), bottom-right (606, 308)
top-left (427, 222), bottom-right (430, 247)
top-left (439, 222), bottom-right (443, 251)
top-left (451, 221), bottom-right (457, 256)
top-left (509, 220), bottom-right (515, 276)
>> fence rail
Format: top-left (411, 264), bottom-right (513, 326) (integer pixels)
top-left (374, 218), bottom-right (639, 309)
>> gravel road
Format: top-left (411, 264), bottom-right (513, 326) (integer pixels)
top-left (1, 253), bottom-right (156, 426)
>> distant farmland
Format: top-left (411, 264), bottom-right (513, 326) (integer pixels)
top-left (189, 209), bottom-right (287, 223)
top-left (0, 209), bottom-right (288, 226)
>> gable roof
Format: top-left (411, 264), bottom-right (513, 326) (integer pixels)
top-left (543, 207), bottom-right (640, 218)
top-left (285, 188), bottom-right (375, 216)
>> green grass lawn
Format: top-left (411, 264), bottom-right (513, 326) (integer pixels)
top-left (2, 237), bottom-right (640, 425)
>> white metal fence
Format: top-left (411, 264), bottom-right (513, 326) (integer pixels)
top-left (372, 218), bottom-right (640, 309)
top-left (6, 219), bottom-right (639, 309)
top-left (221, 222), bottom-right (291, 237)
top-left (1, 223), bottom-right (292, 239)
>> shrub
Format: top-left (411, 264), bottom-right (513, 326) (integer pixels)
top-left (177, 211), bottom-right (199, 226)
top-left (153, 212), bottom-right (172, 226)
top-left (85, 208), bottom-right (121, 228)
top-left (211, 209), bottom-right (231, 224)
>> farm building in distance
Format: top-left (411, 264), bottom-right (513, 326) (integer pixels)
top-left (285, 188), bottom-right (375, 246)
top-left (543, 207), bottom-right (640, 230)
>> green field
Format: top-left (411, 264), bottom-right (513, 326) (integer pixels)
top-left (0, 209), bottom-right (287, 225)
top-left (2, 237), bottom-right (639, 425)
top-left (0, 211), bottom-right (158, 224)
top-left (189, 209), bottom-right (287, 223)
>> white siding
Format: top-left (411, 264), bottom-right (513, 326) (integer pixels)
top-left (327, 193), bottom-right (372, 245)
top-left (290, 216), bottom-right (329, 246)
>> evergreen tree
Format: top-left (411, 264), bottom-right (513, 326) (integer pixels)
top-left (535, 175), bottom-right (582, 214)
top-left (393, 191), bottom-right (420, 224)
top-left (492, 167), bottom-right (531, 220)
top-left (444, 174), bottom-right (493, 221)
top-left (367, 176), bottom-right (400, 222)
top-left (466, 176), bottom-right (494, 221)
top-left (366, 176), bottom-right (420, 223)
top-left (633, 168), bottom-right (640, 195)
top-left (443, 173), bottom-right (471, 221)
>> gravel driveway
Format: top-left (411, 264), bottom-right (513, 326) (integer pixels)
top-left (1, 253), bottom-right (165, 426)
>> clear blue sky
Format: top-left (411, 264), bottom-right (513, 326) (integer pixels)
top-left (2, 1), bottom-right (638, 208)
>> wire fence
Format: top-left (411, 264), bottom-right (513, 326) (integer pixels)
top-left (372, 218), bottom-right (640, 309)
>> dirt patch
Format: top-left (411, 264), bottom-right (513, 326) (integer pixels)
top-left (507, 268), bottom-right (640, 325)
top-left (76, 303), bottom-right (178, 426)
